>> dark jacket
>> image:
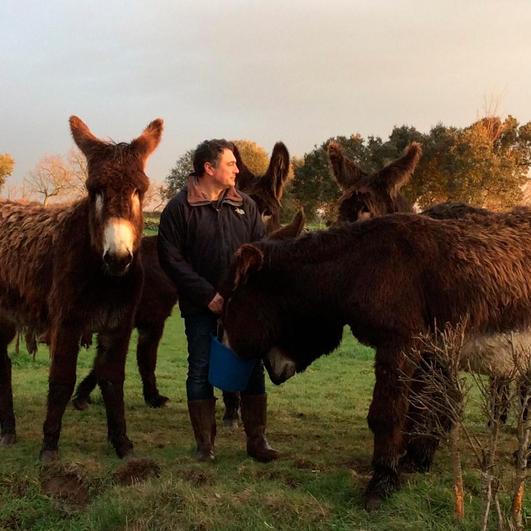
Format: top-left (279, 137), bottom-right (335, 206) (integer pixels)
top-left (158, 177), bottom-right (265, 316)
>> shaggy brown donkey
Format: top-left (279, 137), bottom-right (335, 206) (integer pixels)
top-left (221, 209), bottom-right (531, 509)
top-left (328, 141), bottom-right (421, 223)
top-left (72, 141), bottom-right (292, 424)
top-left (0, 116), bottom-right (162, 461)
top-left (328, 142), bottom-right (530, 470)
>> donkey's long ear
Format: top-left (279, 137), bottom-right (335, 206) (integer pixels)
top-left (232, 143), bottom-right (256, 191)
top-left (69, 116), bottom-right (106, 157)
top-left (328, 142), bottom-right (367, 190)
top-left (268, 208), bottom-right (305, 240)
top-left (233, 244), bottom-right (264, 289)
top-left (264, 142), bottom-right (290, 201)
top-left (131, 118), bottom-right (164, 161)
top-left (375, 142), bottom-right (422, 198)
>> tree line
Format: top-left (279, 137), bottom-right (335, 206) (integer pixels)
top-left (286, 115), bottom-right (531, 222)
top-left (2, 115), bottom-right (530, 218)
top-left (164, 115), bottom-right (531, 222)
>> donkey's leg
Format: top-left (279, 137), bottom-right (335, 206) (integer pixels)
top-left (365, 346), bottom-right (413, 510)
top-left (0, 318), bottom-right (17, 445)
top-left (72, 333), bottom-right (101, 409)
top-left (72, 369), bottom-right (97, 410)
top-left (489, 376), bottom-right (511, 425)
top-left (400, 353), bottom-right (453, 473)
top-left (41, 326), bottom-right (80, 462)
top-left (136, 324), bottom-right (169, 408)
top-left (222, 392), bottom-right (241, 428)
top-left (95, 328), bottom-right (133, 458)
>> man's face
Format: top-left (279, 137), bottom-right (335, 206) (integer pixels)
top-left (206, 148), bottom-right (239, 188)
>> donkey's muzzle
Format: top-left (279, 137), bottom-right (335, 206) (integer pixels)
top-left (263, 348), bottom-right (296, 385)
top-left (103, 251), bottom-right (133, 276)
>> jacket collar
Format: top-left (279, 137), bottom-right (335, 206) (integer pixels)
top-left (186, 175), bottom-right (243, 207)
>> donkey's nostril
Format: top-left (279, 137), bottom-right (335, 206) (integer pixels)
top-left (102, 251), bottom-right (133, 276)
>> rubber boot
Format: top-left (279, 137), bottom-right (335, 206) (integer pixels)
top-left (188, 399), bottom-right (216, 461)
top-left (241, 394), bottom-right (279, 463)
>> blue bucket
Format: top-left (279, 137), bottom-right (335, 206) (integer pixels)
top-left (208, 336), bottom-right (257, 392)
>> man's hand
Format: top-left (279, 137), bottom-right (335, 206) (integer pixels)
top-left (208, 292), bottom-right (224, 315)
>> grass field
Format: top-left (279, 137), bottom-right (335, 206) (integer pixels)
top-left (0, 315), bottom-right (529, 530)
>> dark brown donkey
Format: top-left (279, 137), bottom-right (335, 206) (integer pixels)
top-left (0, 116), bottom-right (163, 461)
top-left (221, 208), bottom-right (531, 510)
top-left (328, 142), bottom-right (530, 472)
top-left (72, 141), bottom-right (291, 425)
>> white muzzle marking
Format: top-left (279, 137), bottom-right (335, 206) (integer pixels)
top-left (103, 218), bottom-right (135, 257)
top-left (266, 347), bottom-right (296, 382)
top-left (261, 213), bottom-right (273, 224)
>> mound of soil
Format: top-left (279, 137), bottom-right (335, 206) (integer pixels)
top-left (40, 467), bottom-right (89, 509)
top-left (112, 457), bottom-right (161, 486)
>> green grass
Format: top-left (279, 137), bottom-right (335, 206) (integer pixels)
top-left (0, 318), bottom-right (529, 530)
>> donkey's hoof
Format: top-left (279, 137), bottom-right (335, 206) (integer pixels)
top-left (115, 438), bottom-right (134, 459)
top-left (223, 417), bottom-right (239, 429)
top-left (72, 396), bottom-right (90, 411)
top-left (0, 433), bottom-right (16, 446)
top-left (364, 494), bottom-right (384, 512)
top-left (145, 394), bottom-right (169, 409)
top-left (40, 449), bottom-right (59, 464)
top-left (363, 469), bottom-right (400, 511)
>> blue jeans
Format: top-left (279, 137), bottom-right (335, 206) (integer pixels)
top-left (183, 312), bottom-right (266, 401)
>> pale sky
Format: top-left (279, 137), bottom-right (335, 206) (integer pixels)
top-left (2, 0), bottom-right (531, 190)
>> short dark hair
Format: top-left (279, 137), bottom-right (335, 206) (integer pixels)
top-left (192, 139), bottom-right (234, 177)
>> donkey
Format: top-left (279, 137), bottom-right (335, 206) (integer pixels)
top-left (328, 142), bottom-right (531, 470)
top-left (220, 208), bottom-right (531, 509)
top-left (0, 116), bottom-right (163, 461)
top-left (72, 141), bottom-right (292, 426)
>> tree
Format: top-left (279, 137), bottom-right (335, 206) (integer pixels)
top-left (25, 154), bottom-right (76, 206)
top-left (66, 147), bottom-right (89, 198)
top-left (144, 181), bottom-right (168, 212)
top-left (232, 140), bottom-right (269, 176)
top-left (0, 153), bottom-right (15, 192)
top-left (164, 148), bottom-right (194, 198)
top-left (291, 116), bottom-right (531, 221)
top-left (405, 116), bottom-right (531, 210)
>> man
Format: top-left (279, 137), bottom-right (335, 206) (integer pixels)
top-left (158, 139), bottom-right (278, 462)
